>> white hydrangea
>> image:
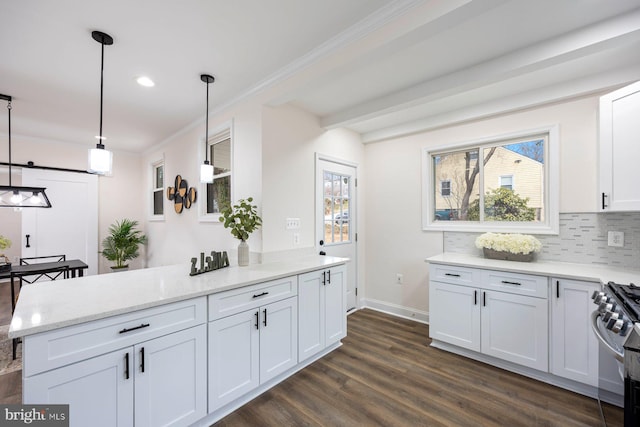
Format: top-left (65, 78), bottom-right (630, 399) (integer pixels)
top-left (475, 233), bottom-right (541, 255)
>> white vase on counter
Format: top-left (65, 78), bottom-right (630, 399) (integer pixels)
top-left (238, 241), bottom-right (249, 266)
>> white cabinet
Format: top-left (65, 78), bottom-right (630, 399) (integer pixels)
top-left (599, 80), bottom-right (640, 211)
top-left (429, 265), bottom-right (548, 371)
top-left (23, 298), bottom-right (208, 427)
top-left (550, 278), bottom-right (599, 386)
top-left (298, 265), bottom-right (346, 362)
top-left (208, 277), bottom-right (298, 412)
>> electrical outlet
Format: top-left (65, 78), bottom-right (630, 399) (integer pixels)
top-left (286, 218), bottom-right (300, 230)
top-left (396, 273), bottom-right (403, 285)
top-left (293, 233), bottom-right (300, 245)
top-left (608, 231), bottom-right (624, 247)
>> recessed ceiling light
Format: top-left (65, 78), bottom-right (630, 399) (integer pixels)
top-left (136, 76), bottom-right (155, 87)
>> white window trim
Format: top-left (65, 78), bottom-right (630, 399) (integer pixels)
top-left (499, 174), bottom-right (514, 190)
top-left (148, 155), bottom-right (165, 222)
top-left (199, 119), bottom-right (233, 222)
top-left (422, 125), bottom-right (559, 234)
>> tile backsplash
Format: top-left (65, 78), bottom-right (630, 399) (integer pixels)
top-left (444, 212), bottom-right (640, 270)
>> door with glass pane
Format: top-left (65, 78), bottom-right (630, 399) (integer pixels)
top-left (316, 155), bottom-right (357, 311)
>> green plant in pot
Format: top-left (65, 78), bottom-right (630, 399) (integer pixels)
top-left (0, 234), bottom-right (11, 272)
top-left (101, 219), bottom-right (147, 271)
top-left (219, 197), bottom-right (262, 266)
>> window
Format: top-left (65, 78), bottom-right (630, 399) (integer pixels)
top-left (150, 160), bottom-right (164, 219)
top-left (440, 180), bottom-right (451, 197)
top-left (500, 175), bottom-right (513, 190)
top-left (323, 172), bottom-right (351, 244)
top-left (201, 124), bottom-right (232, 221)
top-left (423, 126), bottom-right (559, 234)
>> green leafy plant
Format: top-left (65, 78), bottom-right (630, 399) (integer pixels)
top-left (0, 235), bottom-right (11, 262)
top-left (219, 197), bottom-right (263, 241)
top-left (101, 219), bottom-right (148, 269)
top-left (467, 187), bottom-right (535, 221)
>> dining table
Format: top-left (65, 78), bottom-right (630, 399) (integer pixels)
top-left (0, 259), bottom-right (89, 314)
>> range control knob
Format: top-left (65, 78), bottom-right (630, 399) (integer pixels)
top-left (610, 318), bottom-right (625, 334)
top-left (592, 291), bottom-right (605, 301)
top-left (598, 302), bottom-right (614, 314)
top-left (594, 294), bottom-right (610, 305)
top-left (603, 311), bottom-right (620, 323)
top-left (620, 321), bottom-right (632, 336)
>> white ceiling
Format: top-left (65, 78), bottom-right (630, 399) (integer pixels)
top-left (1, 0), bottom-right (640, 153)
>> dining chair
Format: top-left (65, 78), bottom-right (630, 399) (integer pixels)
top-left (19, 254), bottom-right (68, 282)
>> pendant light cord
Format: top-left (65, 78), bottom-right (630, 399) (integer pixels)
top-left (205, 80), bottom-right (209, 163)
top-left (7, 100), bottom-right (11, 186)
top-left (98, 40), bottom-right (105, 145)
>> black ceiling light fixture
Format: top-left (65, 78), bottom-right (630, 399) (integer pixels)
top-left (199, 74), bottom-right (215, 183)
top-left (87, 30), bottom-right (114, 175)
top-left (0, 94), bottom-right (52, 208)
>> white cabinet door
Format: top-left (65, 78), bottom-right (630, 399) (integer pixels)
top-left (324, 265), bottom-right (346, 346)
top-left (429, 281), bottom-right (480, 352)
top-left (599, 80), bottom-right (640, 211)
top-left (24, 349), bottom-right (133, 427)
top-left (550, 279), bottom-right (599, 386)
top-left (298, 270), bottom-right (324, 362)
top-left (134, 325), bottom-right (207, 427)
top-left (481, 290), bottom-right (548, 371)
top-left (260, 297), bottom-right (298, 383)
top-left (208, 309), bottom-right (260, 411)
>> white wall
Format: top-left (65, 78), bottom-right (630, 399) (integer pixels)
top-left (363, 95), bottom-right (601, 317)
top-left (0, 135), bottom-right (144, 274)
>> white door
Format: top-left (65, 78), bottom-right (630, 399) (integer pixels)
top-left (23, 348), bottom-right (134, 427)
top-left (259, 297), bottom-right (298, 384)
top-left (428, 281), bottom-right (481, 351)
top-left (316, 154), bottom-right (357, 311)
top-left (21, 169), bottom-right (98, 275)
top-left (134, 325), bottom-right (207, 427)
top-left (324, 264), bottom-right (347, 346)
top-left (297, 270), bottom-right (324, 362)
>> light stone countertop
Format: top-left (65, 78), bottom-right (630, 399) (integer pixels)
top-left (426, 253), bottom-right (640, 285)
top-left (9, 255), bottom-right (348, 339)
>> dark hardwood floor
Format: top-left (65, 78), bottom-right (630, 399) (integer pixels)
top-left (216, 309), bottom-right (623, 427)
top-left (0, 281), bottom-right (624, 425)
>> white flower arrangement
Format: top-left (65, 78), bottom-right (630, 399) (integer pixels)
top-left (475, 232), bottom-right (542, 255)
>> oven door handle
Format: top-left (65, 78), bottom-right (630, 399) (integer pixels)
top-left (591, 311), bottom-right (624, 363)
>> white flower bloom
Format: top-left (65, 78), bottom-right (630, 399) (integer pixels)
top-left (475, 233), bottom-right (541, 255)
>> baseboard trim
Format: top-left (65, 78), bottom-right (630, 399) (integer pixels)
top-left (361, 298), bottom-right (429, 324)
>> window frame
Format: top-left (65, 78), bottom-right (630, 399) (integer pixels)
top-left (440, 179), bottom-right (451, 197)
top-left (149, 156), bottom-right (165, 221)
top-left (499, 175), bottom-right (514, 190)
top-left (422, 125), bottom-right (559, 234)
top-left (199, 120), bottom-right (233, 222)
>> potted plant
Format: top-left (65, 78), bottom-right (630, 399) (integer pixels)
top-left (0, 234), bottom-right (11, 272)
top-left (219, 197), bottom-right (262, 266)
top-left (101, 219), bottom-right (148, 271)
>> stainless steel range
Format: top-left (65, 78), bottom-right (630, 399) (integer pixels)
top-left (592, 282), bottom-right (640, 427)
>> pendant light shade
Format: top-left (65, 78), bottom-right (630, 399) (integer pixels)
top-left (200, 74), bottom-right (215, 183)
top-left (88, 30), bottom-right (114, 175)
top-left (0, 94), bottom-right (52, 208)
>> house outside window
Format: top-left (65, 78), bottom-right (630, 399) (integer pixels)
top-left (201, 123), bottom-right (232, 221)
top-left (423, 126), bottom-right (559, 234)
top-left (150, 160), bottom-right (164, 220)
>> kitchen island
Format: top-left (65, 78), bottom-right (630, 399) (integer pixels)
top-left (10, 255), bottom-right (348, 427)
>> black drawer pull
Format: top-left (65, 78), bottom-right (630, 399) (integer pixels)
top-left (124, 352), bottom-right (130, 380)
top-left (252, 292), bottom-right (269, 298)
top-left (140, 347), bottom-right (145, 373)
top-left (263, 308), bottom-right (267, 327)
top-left (501, 280), bottom-right (522, 286)
top-left (119, 323), bottom-right (150, 334)
top-left (445, 273), bottom-right (461, 277)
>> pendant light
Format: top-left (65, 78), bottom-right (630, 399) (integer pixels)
top-left (200, 74), bottom-right (215, 183)
top-left (88, 31), bottom-right (114, 175)
top-left (0, 94), bottom-right (52, 208)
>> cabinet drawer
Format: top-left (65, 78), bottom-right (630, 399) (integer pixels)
top-left (208, 276), bottom-right (298, 321)
top-left (429, 264), bottom-right (479, 287)
top-left (23, 297), bottom-right (206, 377)
top-left (481, 270), bottom-right (547, 299)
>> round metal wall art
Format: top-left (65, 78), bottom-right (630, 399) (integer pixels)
top-left (167, 175), bottom-right (197, 213)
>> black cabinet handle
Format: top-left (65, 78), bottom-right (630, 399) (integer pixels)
top-left (25, 234), bottom-right (31, 248)
top-left (119, 323), bottom-right (150, 334)
top-left (556, 280), bottom-right (560, 299)
top-left (255, 311), bottom-right (259, 329)
top-left (483, 292), bottom-right (486, 307)
top-left (602, 192), bottom-right (608, 209)
top-left (140, 347), bottom-right (145, 373)
top-left (501, 280), bottom-right (522, 286)
top-left (252, 292), bottom-right (269, 298)
top-left (263, 308), bottom-right (267, 327)
top-left (474, 290), bottom-right (477, 305)
top-left (125, 352), bottom-right (130, 380)
top-left (327, 270), bottom-right (331, 284)
top-left (445, 273), bottom-right (461, 277)
top-left (322, 271), bottom-right (326, 286)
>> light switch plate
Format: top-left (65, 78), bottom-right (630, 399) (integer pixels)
top-left (286, 218), bottom-right (300, 229)
top-left (608, 231), bottom-right (624, 247)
